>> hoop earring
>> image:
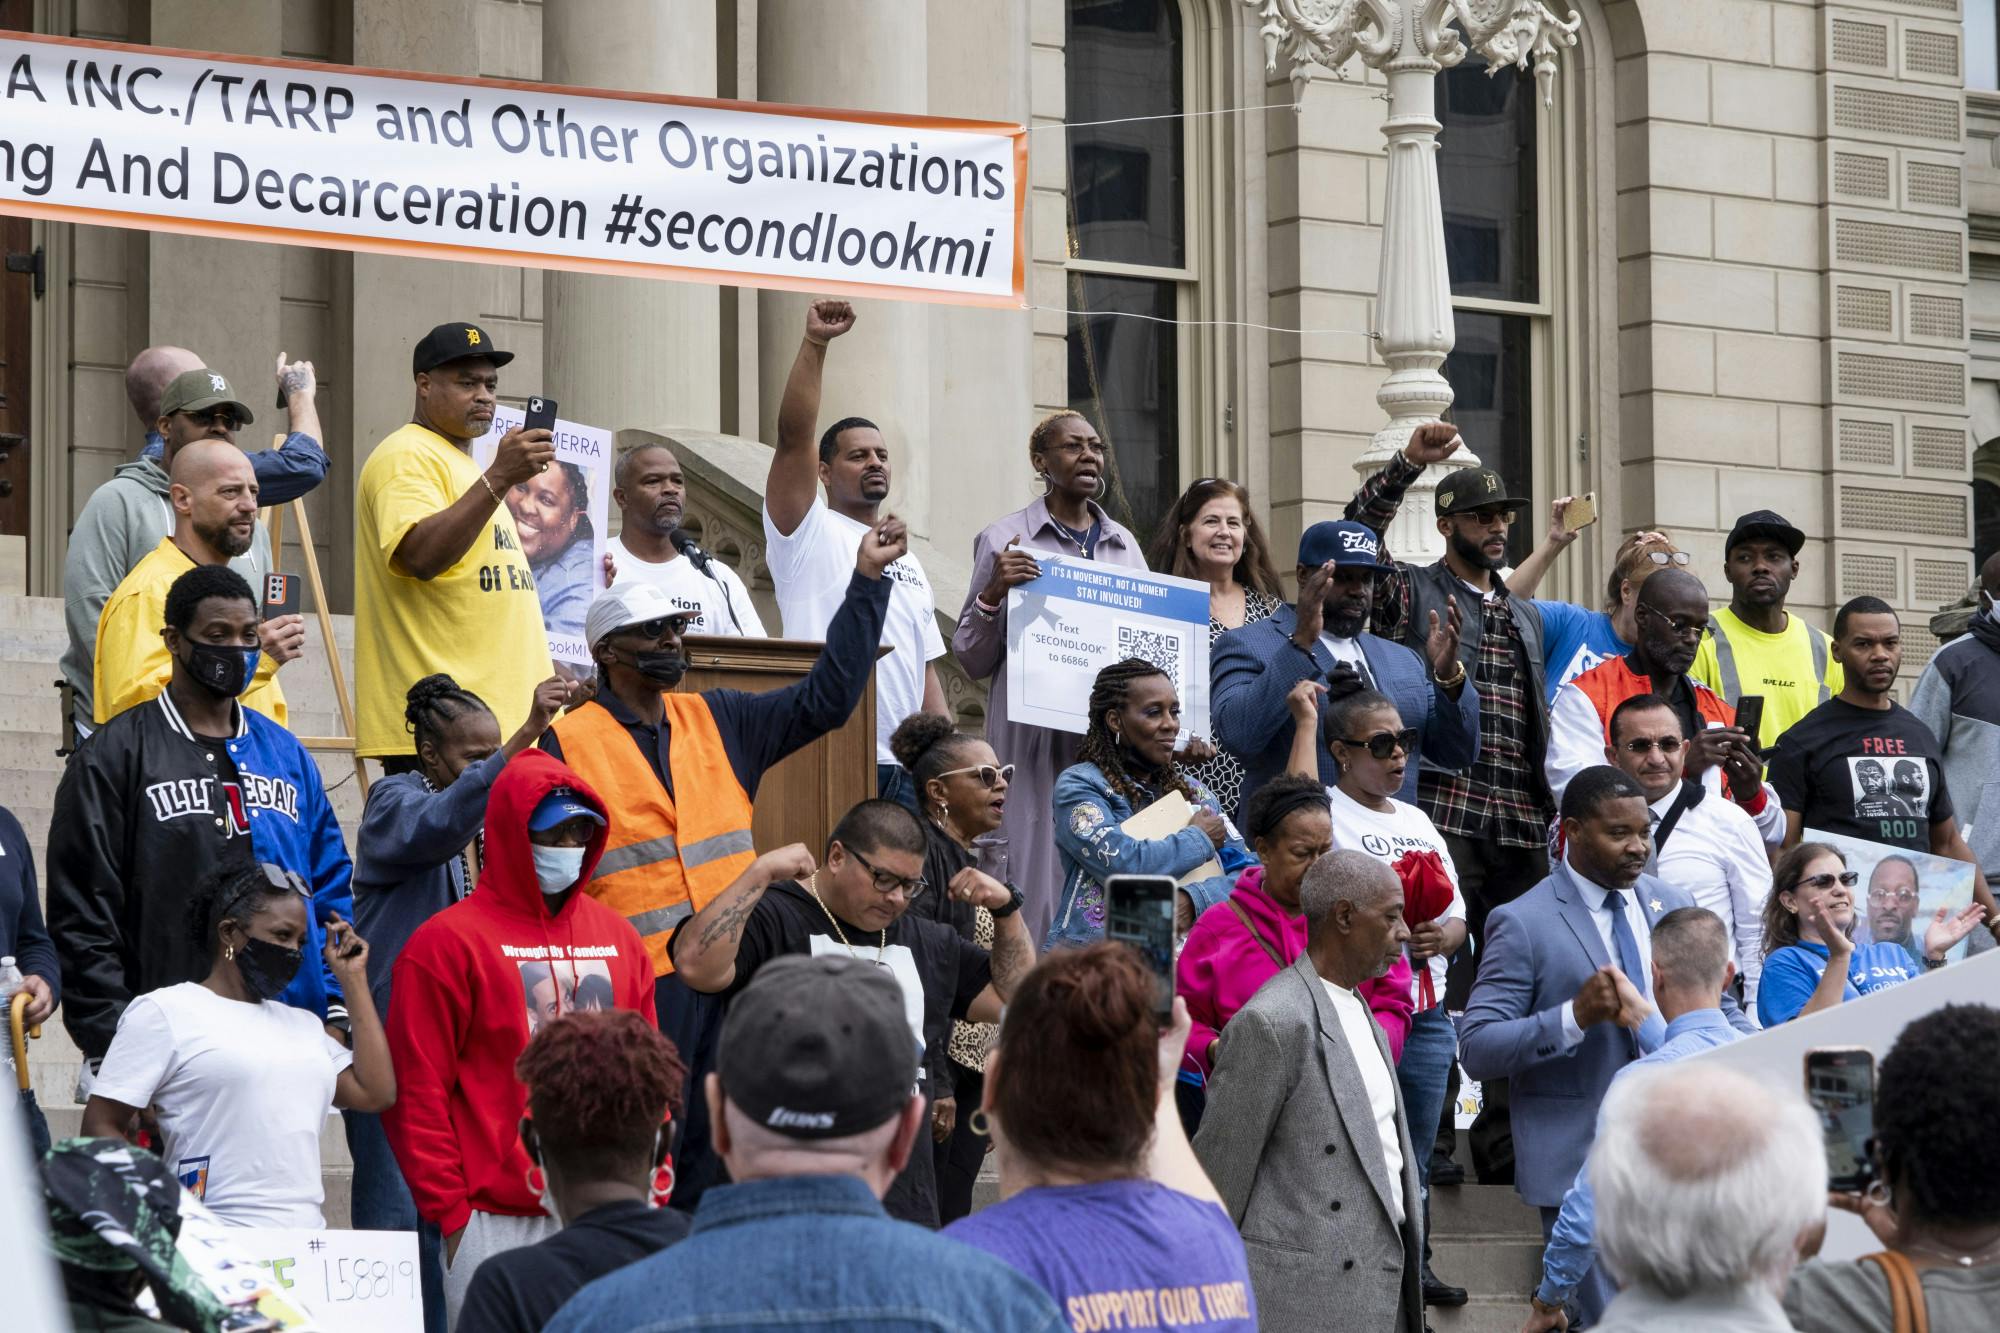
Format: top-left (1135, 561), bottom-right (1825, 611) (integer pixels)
top-left (524, 1164), bottom-right (546, 1196)
top-left (968, 1109), bottom-right (992, 1137)
top-left (650, 1159), bottom-right (675, 1207)
top-left (1865, 1179), bottom-right (1892, 1208)
top-left (1036, 469), bottom-right (1053, 495)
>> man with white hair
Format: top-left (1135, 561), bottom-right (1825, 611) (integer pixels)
top-left (1195, 849), bottom-right (1424, 1333)
top-left (1525, 907), bottom-right (1748, 1332)
top-left (1587, 1062), bottom-right (1826, 1332)
top-left (543, 954), bottom-right (1063, 1332)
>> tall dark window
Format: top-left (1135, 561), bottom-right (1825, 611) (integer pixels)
top-left (1439, 55), bottom-right (1543, 566)
top-left (1065, 0), bottom-right (1186, 540)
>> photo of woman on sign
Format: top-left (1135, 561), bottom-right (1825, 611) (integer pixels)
top-left (510, 459), bottom-right (595, 650)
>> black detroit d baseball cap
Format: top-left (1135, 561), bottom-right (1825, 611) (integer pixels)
top-left (411, 321), bottom-right (515, 377)
top-left (717, 954), bottom-right (917, 1140)
top-left (1435, 467), bottom-right (1531, 516)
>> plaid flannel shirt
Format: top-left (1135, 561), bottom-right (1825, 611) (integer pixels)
top-left (1346, 450), bottom-right (1554, 847)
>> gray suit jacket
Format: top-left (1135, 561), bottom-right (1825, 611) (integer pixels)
top-left (1192, 953), bottom-right (1423, 1333)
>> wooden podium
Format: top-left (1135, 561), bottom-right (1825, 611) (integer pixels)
top-left (679, 634), bottom-right (885, 858)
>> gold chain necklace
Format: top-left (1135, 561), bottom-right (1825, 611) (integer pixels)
top-left (807, 870), bottom-right (886, 966)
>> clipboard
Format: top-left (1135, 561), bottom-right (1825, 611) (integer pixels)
top-left (1120, 790), bottom-right (1223, 887)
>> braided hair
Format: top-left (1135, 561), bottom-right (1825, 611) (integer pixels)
top-left (404, 673), bottom-right (493, 757)
top-left (1075, 658), bottom-right (1195, 809)
top-left (187, 863), bottom-right (301, 972)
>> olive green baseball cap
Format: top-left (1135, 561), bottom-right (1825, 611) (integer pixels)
top-left (158, 368), bottom-right (254, 426)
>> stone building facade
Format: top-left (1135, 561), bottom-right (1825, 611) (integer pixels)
top-left (6, 0), bottom-right (1995, 701)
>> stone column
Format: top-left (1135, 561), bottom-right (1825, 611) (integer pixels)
top-left (543, 2), bottom-right (721, 436)
top-left (145, 3), bottom-right (284, 391)
top-left (756, 1), bottom-right (932, 534)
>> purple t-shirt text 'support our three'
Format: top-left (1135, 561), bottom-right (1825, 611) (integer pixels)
top-left (945, 1178), bottom-right (1257, 1333)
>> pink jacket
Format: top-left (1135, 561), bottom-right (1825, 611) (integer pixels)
top-left (1179, 868), bottom-right (1415, 1078)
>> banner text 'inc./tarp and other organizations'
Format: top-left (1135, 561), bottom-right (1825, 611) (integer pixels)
top-left (0, 32), bottom-right (1026, 306)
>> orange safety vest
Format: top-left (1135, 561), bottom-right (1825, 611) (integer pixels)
top-left (1571, 654), bottom-right (1735, 742)
top-left (550, 694), bottom-right (756, 976)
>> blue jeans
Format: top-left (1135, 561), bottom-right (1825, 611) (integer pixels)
top-left (1398, 1004), bottom-right (1457, 1266)
top-left (877, 763), bottom-right (919, 813)
top-left (345, 1111), bottom-right (445, 1333)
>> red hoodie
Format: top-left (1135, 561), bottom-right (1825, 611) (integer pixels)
top-left (384, 751), bottom-right (657, 1234)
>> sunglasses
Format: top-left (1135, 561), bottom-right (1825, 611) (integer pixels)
top-left (1639, 550), bottom-right (1693, 567)
top-left (848, 846), bottom-right (928, 900)
top-left (1798, 871), bottom-right (1861, 892)
top-left (1338, 728), bottom-right (1417, 760)
top-left (181, 407), bottom-right (244, 430)
top-left (617, 615), bottom-right (691, 640)
top-left (1637, 603), bottom-right (1710, 640)
top-left (1455, 507), bottom-right (1516, 526)
top-left (936, 763), bottom-right (1015, 789)
top-left (1621, 736), bottom-right (1684, 755)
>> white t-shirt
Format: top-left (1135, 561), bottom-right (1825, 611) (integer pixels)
top-left (1324, 785), bottom-right (1466, 1009)
top-left (607, 534), bottom-right (767, 637)
top-left (94, 982), bottom-right (353, 1227)
top-left (1319, 632), bottom-right (1371, 683)
top-left (1321, 977), bottom-right (1407, 1226)
top-left (762, 496), bottom-right (947, 763)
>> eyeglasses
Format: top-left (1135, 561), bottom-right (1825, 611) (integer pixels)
top-left (848, 846), bottom-right (927, 900)
top-left (1867, 887), bottom-right (1919, 907)
top-left (1621, 736), bottom-right (1684, 755)
top-left (1050, 440), bottom-right (1106, 458)
top-left (617, 615), bottom-right (691, 640)
top-left (1798, 871), bottom-right (1861, 892)
top-left (181, 407), bottom-right (244, 430)
top-left (1338, 728), bottom-right (1417, 760)
top-left (1457, 507), bottom-right (1515, 526)
top-left (1636, 603), bottom-right (1710, 641)
top-left (935, 763), bottom-right (1016, 789)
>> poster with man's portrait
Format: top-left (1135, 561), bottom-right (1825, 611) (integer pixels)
top-left (1803, 829), bottom-right (1980, 966)
top-left (475, 404), bottom-right (611, 673)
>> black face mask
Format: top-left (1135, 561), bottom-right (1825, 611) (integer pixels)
top-left (235, 935), bottom-right (303, 1000)
top-left (181, 642), bottom-right (260, 698)
top-left (633, 650), bottom-right (687, 688)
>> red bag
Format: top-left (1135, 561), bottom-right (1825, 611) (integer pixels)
top-left (1395, 849), bottom-right (1456, 1009)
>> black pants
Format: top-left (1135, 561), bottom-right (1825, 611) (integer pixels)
top-left (934, 1064), bottom-right (987, 1225)
top-left (1440, 831), bottom-right (1547, 1187)
top-left (655, 972), bottom-right (726, 1214)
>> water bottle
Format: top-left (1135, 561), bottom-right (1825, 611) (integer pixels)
top-left (0, 956), bottom-right (21, 1077)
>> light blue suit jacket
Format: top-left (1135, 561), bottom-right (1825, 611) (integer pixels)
top-left (1211, 604), bottom-right (1480, 820)
top-left (1457, 861), bottom-right (1755, 1207)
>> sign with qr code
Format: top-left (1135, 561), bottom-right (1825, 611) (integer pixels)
top-left (1004, 556), bottom-right (1210, 738)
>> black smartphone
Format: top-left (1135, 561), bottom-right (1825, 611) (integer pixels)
top-left (1805, 1047), bottom-right (1876, 1194)
top-left (325, 919), bottom-right (363, 960)
top-left (1734, 695), bottom-right (1765, 747)
top-left (1106, 874), bottom-right (1178, 1025)
top-left (260, 572), bottom-right (299, 621)
top-left (524, 395), bottom-right (558, 434)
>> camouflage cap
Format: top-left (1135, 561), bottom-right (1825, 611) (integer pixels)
top-left (158, 368), bottom-right (254, 426)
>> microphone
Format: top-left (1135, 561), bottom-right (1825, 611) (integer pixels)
top-left (670, 528), bottom-right (742, 633)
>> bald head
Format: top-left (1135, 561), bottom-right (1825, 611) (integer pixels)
top-left (170, 441), bottom-right (258, 562)
top-left (126, 346), bottom-right (203, 430)
top-left (1636, 567), bottom-right (1706, 614)
top-left (1592, 1064), bottom-right (1824, 1299)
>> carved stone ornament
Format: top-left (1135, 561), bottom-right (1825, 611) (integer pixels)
top-left (1248, 0), bottom-right (1579, 107)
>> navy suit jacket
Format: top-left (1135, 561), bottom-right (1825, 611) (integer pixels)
top-left (1211, 604), bottom-right (1480, 818)
top-left (1457, 861), bottom-right (1756, 1207)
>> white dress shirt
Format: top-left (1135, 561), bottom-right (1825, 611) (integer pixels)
top-left (1321, 977), bottom-right (1406, 1226)
top-left (1648, 787), bottom-right (1770, 1004)
top-left (1558, 853), bottom-right (1655, 1047)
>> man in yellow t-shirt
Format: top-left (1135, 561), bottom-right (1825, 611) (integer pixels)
top-left (354, 322), bottom-right (556, 765)
top-left (95, 438), bottom-right (303, 725)
top-left (1692, 509), bottom-right (1843, 750)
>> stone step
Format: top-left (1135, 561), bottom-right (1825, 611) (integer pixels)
top-left (1430, 1234), bottom-right (1544, 1303)
top-left (1429, 1179), bottom-right (1542, 1236)
top-left (1431, 1295), bottom-right (1540, 1332)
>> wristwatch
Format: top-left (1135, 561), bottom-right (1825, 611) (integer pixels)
top-left (1435, 660), bottom-right (1467, 689)
top-left (990, 883), bottom-right (1027, 919)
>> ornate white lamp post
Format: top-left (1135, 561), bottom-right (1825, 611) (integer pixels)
top-left (1245, 1), bottom-right (1579, 558)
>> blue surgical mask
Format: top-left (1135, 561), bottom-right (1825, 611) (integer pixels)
top-left (532, 844), bottom-right (587, 896)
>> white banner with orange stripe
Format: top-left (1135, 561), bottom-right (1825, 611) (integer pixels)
top-left (0, 33), bottom-right (1025, 307)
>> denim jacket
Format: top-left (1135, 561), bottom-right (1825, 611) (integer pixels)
top-left (1048, 761), bottom-right (1256, 950)
top-left (544, 1173), bottom-right (1065, 1332)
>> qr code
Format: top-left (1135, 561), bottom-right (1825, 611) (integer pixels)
top-left (1117, 624), bottom-right (1182, 681)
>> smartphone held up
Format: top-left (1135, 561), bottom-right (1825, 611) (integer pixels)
top-left (1106, 874), bottom-right (1178, 1026)
top-left (1805, 1046), bottom-right (1876, 1195)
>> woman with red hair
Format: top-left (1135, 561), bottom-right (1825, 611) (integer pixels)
top-left (458, 1009), bottom-right (687, 1333)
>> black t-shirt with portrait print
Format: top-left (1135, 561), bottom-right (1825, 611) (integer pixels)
top-left (667, 878), bottom-right (991, 1228)
top-left (1768, 699), bottom-right (1953, 851)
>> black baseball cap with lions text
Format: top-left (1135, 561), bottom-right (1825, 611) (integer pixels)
top-left (411, 321), bottom-right (515, 377)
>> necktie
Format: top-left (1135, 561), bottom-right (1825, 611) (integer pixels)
top-left (1643, 811), bottom-right (1660, 877)
top-left (1604, 887), bottom-right (1649, 1056)
top-left (1603, 887), bottom-right (1647, 996)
